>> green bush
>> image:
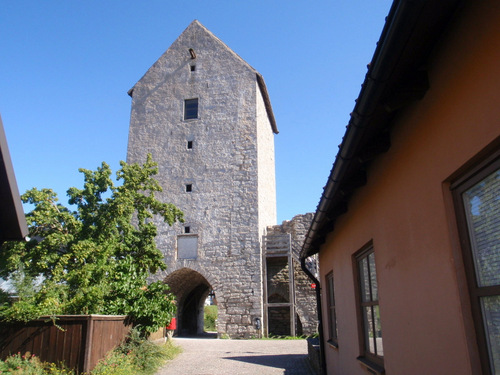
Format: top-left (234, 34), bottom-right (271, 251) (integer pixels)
top-left (0, 353), bottom-right (72, 374)
top-left (0, 155), bottom-right (182, 335)
top-left (204, 305), bottom-right (217, 332)
top-left (93, 328), bottom-right (181, 375)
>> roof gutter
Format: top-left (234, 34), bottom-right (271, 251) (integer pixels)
top-left (256, 73), bottom-right (279, 134)
top-left (301, 257), bottom-right (326, 375)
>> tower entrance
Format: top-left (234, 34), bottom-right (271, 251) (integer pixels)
top-left (164, 268), bottom-right (215, 337)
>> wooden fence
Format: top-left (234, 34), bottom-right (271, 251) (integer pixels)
top-left (0, 315), bottom-right (131, 373)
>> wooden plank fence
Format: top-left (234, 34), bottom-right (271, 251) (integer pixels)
top-left (0, 315), bottom-right (131, 373)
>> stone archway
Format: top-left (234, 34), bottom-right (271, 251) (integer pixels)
top-left (164, 268), bottom-right (214, 336)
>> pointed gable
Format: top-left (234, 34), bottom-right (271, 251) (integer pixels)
top-left (128, 20), bottom-right (278, 134)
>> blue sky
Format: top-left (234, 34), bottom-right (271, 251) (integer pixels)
top-left (1, 1), bottom-right (392, 224)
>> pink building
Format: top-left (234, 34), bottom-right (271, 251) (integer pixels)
top-left (301, 1), bottom-right (500, 374)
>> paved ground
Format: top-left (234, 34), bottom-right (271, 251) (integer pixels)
top-left (156, 337), bottom-right (316, 375)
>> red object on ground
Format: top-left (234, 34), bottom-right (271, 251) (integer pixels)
top-left (166, 317), bottom-right (176, 330)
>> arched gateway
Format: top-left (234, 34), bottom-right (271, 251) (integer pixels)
top-left (127, 20), bottom-right (317, 338)
top-left (164, 268), bottom-right (214, 336)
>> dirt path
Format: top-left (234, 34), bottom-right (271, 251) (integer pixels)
top-left (156, 337), bottom-right (315, 375)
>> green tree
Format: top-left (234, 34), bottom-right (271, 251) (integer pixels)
top-left (0, 154), bottom-right (183, 334)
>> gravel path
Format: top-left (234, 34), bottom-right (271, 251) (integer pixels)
top-left (156, 337), bottom-right (315, 375)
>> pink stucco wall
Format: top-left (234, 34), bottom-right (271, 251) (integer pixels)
top-left (319, 2), bottom-right (500, 374)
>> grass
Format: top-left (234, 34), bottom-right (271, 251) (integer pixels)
top-left (0, 328), bottom-right (182, 375)
top-left (204, 305), bottom-right (217, 332)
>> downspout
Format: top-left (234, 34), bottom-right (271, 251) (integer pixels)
top-left (301, 257), bottom-right (326, 375)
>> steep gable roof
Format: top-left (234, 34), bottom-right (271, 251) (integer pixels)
top-left (128, 20), bottom-right (278, 134)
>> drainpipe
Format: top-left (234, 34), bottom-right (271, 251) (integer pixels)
top-left (301, 257), bottom-right (326, 375)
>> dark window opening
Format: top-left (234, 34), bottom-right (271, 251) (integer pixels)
top-left (186, 184), bottom-right (192, 192)
top-left (326, 272), bottom-right (338, 346)
top-left (187, 140), bottom-right (193, 149)
top-left (184, 98), bottom-right (198, 120)
top-left (184, 226), bottom-right (191, 234)
top-left (190, 65), bottom-right (196, 72)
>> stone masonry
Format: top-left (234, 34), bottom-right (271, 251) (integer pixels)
top-left (126, 20), bottom-right (317, 338)
top-left (266, 213), bottom-right (318, 336)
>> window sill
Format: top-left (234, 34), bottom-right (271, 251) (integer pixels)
top-left (356, 356), bottom-right (385, 374)
top-left (327, 340), bottom-right (338, 350)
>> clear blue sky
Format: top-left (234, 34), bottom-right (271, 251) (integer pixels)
top-left (1, 1), bottom-right (392, 224)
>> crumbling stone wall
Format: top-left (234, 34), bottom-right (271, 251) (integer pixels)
top-left (266, 213), bottom-right (318, 336)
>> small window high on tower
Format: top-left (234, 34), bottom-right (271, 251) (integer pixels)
top-left (184, 98), bottom-right (198, 120)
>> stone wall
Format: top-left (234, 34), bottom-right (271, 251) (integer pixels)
top-left (266, 213), bottom-right (318, 335)
top-left (127, 21), bottom-right (276, 338)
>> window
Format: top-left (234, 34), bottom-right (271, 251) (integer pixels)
top-left (177, 235), bottom-right (198, 259)
top-left (355, 244), bottom-right (383, 372)
top-left (187, 140), bottom-right (193, 149)
top-left (185, 184), bottom-right (192, 192)
top-left (452, 152), bottom-right (500, 375)
top-left (184, 98), bottom-right (198, 120)
top-left (184, 226), bottom-right (190, 234)
top-left (326, 272), bottom-right (338, 347)
top-left (190, 65), bottom-right (196, 72)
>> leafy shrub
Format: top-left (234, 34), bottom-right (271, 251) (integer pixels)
top-left (0, 352), bottom-right (72, 374)
top-left (0, 155), bottom-right (182, 334)
top-left (92, 328), bottom-right (181, 375)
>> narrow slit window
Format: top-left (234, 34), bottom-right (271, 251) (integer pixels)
top-left (184, 98), bottom-right (198, 120)
top-left (187, 140), bottom-right (193, 149)
top-left (185, 184), bottom-right (192, 192)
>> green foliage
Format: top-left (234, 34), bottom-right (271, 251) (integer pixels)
top-left (0, 353), bottom-right (72, 374)
top-left (204, 305), bottom-right (217, 331)
top-left (92, 328), bottom-right (182, 375)
top-left (0, 154), bottom-right (183, 334)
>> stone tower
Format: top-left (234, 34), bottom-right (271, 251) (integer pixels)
top-left (127, 20), bottom-right (278, 338)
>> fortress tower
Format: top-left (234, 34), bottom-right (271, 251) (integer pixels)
top-left (127, 20), bottom-right (278, 338)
